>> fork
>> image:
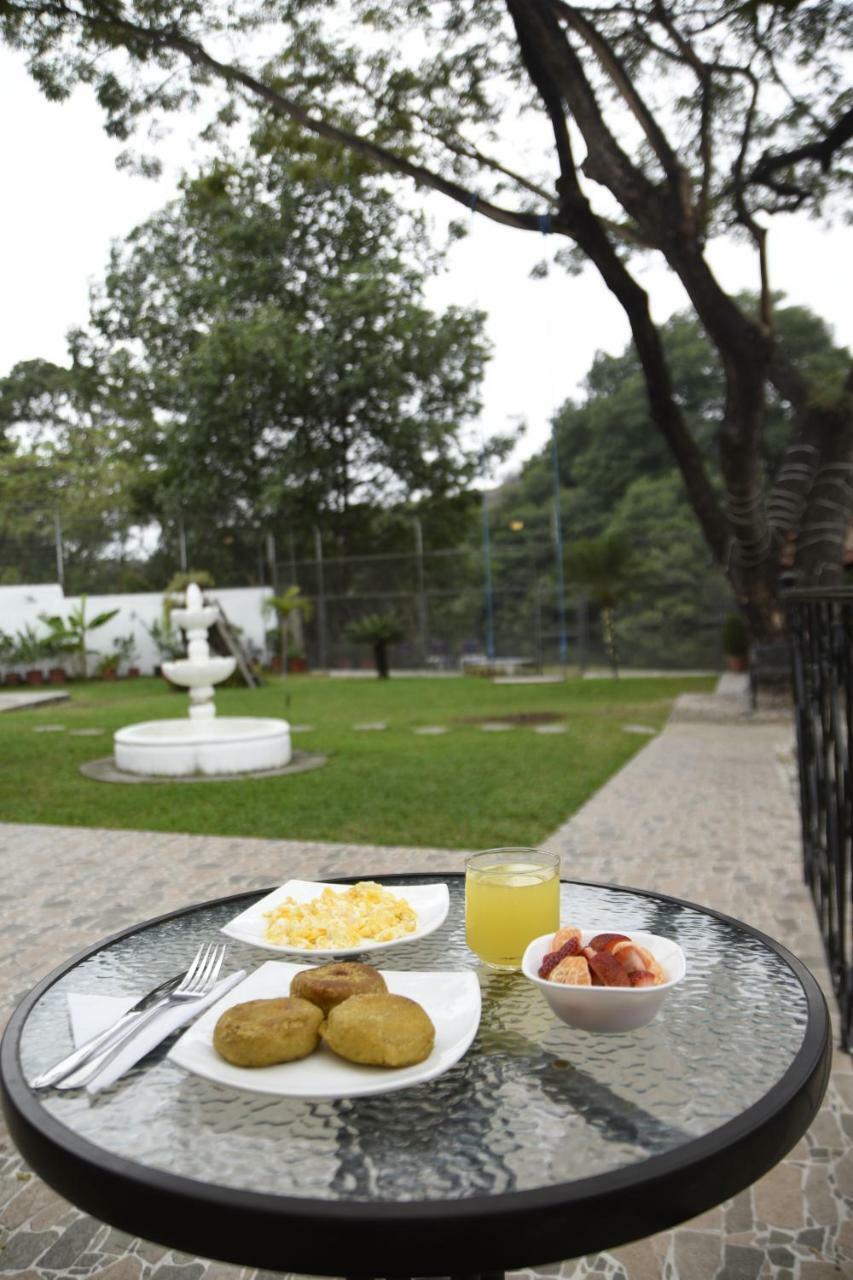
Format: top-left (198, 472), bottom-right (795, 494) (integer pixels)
top-left (55, 942), bottom-right (227, 1090)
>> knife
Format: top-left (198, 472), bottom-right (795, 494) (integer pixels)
top-left (30, 971), bottom-right (186, 1089)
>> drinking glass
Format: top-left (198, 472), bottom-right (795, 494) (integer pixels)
top-left (465, 847), bottom-right (560, 970)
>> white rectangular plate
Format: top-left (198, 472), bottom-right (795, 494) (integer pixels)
top-left (169, 961), bottom-right (481, 1099)
top-left (220, 880), bottom-right (450, 957)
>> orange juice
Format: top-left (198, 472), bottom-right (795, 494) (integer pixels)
top-left (465, 852), bottom-right (559, 970)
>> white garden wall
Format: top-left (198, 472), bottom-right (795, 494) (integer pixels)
top-left (0, 584), bottom-right (273, 674)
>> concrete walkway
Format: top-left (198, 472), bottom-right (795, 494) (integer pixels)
top-left (0, 691), bottom-right (849, 1279)
top-left (0, 692), bottom-right (69, 713)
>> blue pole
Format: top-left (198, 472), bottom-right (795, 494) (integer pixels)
top-left (551, 424), bottom-right (569, 667)
top-left (482, 493), bottom-right (495, 660)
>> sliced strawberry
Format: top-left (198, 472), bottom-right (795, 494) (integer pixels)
top-left (587, 950), bottom-right (632, 987)
top-left (629, 969), bottom-right (658, 988)
top-left (588, 932), bottom-right (631, 953)
top-left (538, 935), bottom-right (580, 978)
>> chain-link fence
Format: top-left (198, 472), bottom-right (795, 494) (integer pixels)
top-left (0, 504), bottom-right (731, 671)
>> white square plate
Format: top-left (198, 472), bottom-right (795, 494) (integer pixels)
top-left (220, 880), bottom-right (450, 957)
top-left (169, 961), bottom-right (481, 1098)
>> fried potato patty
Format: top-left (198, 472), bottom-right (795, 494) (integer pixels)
top-left (321, 993), bottom-right (435, 1068)
top-left (213, 996), bottom-right (323, 1067)
top-left (290, 961), bottom-right (387, 1014)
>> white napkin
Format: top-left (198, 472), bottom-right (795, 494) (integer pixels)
top-left (67, 970), bottom-right (246, 1092)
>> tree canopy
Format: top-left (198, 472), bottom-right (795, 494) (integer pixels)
top-left (3, 0), bottom-right (853, 632)
top-left (1, 140), bottom-right (504, 579)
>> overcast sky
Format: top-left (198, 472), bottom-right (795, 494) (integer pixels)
top-left (2, 46), bottom-right (853, 482)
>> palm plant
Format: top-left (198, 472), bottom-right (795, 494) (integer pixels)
top-left (39, 597), bottom-right (120, 679)
top-left (566, 534), bottom-right (635, 676)
top-left (346, 613), bottom-right (404, 679)
top-left (265, 587), bottom-right (313, 674)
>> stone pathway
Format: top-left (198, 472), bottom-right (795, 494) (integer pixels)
top-left (0, 692), bottom-right (69, 712)
top-left (0, 688), bottom-right (849, 1279)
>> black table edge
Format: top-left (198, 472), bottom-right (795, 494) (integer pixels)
top-left (1, 873), bottom-right (832, 1276)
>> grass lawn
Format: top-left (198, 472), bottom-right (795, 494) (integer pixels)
top-left (0, 674), bottom-right (714, 849)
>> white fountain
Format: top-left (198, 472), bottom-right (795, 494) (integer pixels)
top-left (114, 584), bottom-right (291, 777)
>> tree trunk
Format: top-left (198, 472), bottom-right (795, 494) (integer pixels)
top-left (279, 617), bottom-right (290, 676)
top-left (374, 640), bottom-right (390, 679)
top-left (793, 388), bottom-right (853, 586)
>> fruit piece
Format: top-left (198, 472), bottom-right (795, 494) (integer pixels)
top-left (587, 951), bottom-right (632, 987)
top-left (551, 926), bottom-right (582, 952)
top-left (550, 956), bottom-right (591, 985)
top-left (539, 935), bottom-right (580, 978)
top-left (588, 932), bottom-right (631, 953)
top-left (629, 970), bottom-right (658, 988)
top-left (633, 944), bottom-right (666, 983)
top-left (611, 942), bottom-right (646, 972)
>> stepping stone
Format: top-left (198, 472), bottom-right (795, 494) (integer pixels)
top-left (32, 724), bottom-right (66, 733)
top-left (68, 728), bottom-right (105, 737)
top-left (480, 722), bottom-right (514, 732)
top-left (290, 724), bottom-right (316, 733)
top-left (414, 726), bottom-right (449, 736)
top-left (621, 724), bottom-right (657, 736)
top-left (353, 722), bottom-right (388, 731)
top-left (533, 723), bottom-right (568, 734)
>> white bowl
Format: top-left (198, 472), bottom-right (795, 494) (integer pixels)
top-left (522, 928), bottom-right (686, 1033)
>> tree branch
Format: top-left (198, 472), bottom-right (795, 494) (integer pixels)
top-left (748, 106), bottom-right (853, 201)
top-left (16, 0), bottom-right (561, 237)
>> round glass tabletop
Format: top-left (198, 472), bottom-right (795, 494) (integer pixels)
top-left (1, 875), bottom-right (831, 1276)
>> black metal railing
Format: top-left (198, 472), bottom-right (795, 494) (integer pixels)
top-left (786, 588), bottom-right (853, 1050)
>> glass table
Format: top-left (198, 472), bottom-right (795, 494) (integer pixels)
top-left (0, 874), bottom-right (831, 1278)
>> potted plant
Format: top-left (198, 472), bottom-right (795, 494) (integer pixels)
top-left (97, 653), bottom-right (119, 681)
top-left (40, 615), bottom-right (74, 683)
top-left (345, 612), bottom-right (404, 679)
top-left (145, 613), bottom-right (184, 669)
top-left (114, 632), bottom-right (138, 677)
top-left (14, 626), bottom-right (47, 685)
top-left (265, 587), bottom-right (313, 677)
top-left (0, 630), bottom-right (14, 685)
top-left (39, 597), bottom-right (120, 680)
top-left (723, 613), bottom-right (749, 673)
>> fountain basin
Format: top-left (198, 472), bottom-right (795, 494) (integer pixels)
top-left (161, 657), bottom-right (236, 687)
top-left (114, 717), bottom-right (291, 777)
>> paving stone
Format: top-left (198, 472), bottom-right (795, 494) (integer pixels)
top-left (833, 1149), bottom-right (853, 1196)
top-left (726, 1190), bottom-right (756, 1236)
top-left (289, 725), bottom-right (315, 733)
top-left (606, 1237), bottom-right (661, 1280)
top-left (803, 1164), bottom-right (839, 1226)
top-left (480, 722), bottom-right (514, 731)
top-left (413, 725), bottom-right (449, 735)
top-left (351, 722), bottom-right (387, 731)
top-left (150, 1264), bottom-right (206, 1280)
top-left (720, 1243), bottom-right (765, 1279)
top-left (67, 729), bottom-right (105, 737)
top-left (798, 1264), bottom-right (847, 1279)
top-left (0, 1229), bottom-right (60, 1271)
top-left (795, 1227), bottom-right (827, 1249)
top-left (533, 724), bottom-right (568, 734)
top-left (620, 724), bottom-right (657, 735)
top-left (1, 1176), bottom-right (62, 1229)
top-left (87, 1258), bottom-right (144, 1280)
top-left (37, 1216), bottom-right (102, 1270)
top-left (673, 1231), bottom-right (722, 1278)
top-left (32, 725), bottom-right (66, 733)
top-left (753, 1162), bottom-right (804, 1228)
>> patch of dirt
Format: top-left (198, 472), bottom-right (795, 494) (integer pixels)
top-left (454, 711), bottom-right (565, 726)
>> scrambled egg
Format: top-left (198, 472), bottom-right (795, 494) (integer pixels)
top-left (263, 881), bottom-right (418, 948)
